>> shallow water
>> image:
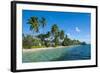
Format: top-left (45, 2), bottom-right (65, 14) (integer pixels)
top-left (22, 45), bottom-right (91, 63)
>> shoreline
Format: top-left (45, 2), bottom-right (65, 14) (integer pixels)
top-left (23, 45), bottom-right (80, 52)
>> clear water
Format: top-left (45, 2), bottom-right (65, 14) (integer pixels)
top-left (22, 45), bottom-right (91, 63)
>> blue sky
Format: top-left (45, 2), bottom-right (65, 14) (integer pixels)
top-left (22, 10), bottom-right (91, 43)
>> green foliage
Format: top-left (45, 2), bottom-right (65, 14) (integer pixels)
top-left (81, 42), bottom-right (87, 45)
top-left (31, 46), bottom-right (45, 48)
top-left (40, 17), bottom-right (47, 34)
top-left (24, 16), bottom-right (86, 49)
top-left (54, 37), bottom-right (60, 46)
top-left (23, 35), bottom-right (33, 49)
top-left (23, 35), bottom-right (43, 49)
top-left (27, 16), bottom-right (39, 33)
top-left (62, 35), bottom-right (69, 46)
top-left (51, 24), bottom-right (59, 37)
top-left (62, 35), bottom-right (82, 46)
top-left (40, 17), bottom-right (47, 28)
top-left (45, 41), bottom-right (51, 47)
top-left (60, 30), bottom-right (64, 40)
top-left (46, 31), bottom-right (51, 38)
top-left (71, 40), bottom-right (81, 45)
top-left (32, 38), bottom-right (41, 46)
top-left (37, 34), bottom-right (46, 41)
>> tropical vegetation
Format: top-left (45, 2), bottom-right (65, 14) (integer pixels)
top-left (23, 16), bottom-right (86, 49)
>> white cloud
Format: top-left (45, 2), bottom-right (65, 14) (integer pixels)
top-left (67, 33), bottom-right (71, 36)
top-left (75, 27), bottom-right (80, 33)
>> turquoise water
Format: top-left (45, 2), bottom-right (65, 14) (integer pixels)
top-left (22, 45), bottom-right (91, 63)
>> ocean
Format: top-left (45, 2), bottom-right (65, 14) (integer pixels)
top-left (22, 45), bottom-right (91, 63)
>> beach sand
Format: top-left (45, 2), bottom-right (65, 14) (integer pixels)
top-left (22, 45), bottom-right (79, 52)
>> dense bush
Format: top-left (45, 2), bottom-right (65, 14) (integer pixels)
top-left (23, 35), bottom-right (33, 49)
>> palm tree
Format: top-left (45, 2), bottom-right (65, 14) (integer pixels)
top-left (60, 30), bottom-right (64, 40)
top-left (62, 35), bottom-right (68, 46)
top-left (46, 31), bottom-right (51, 38)
top-left (51, 24), bottom-right (59, 38)
top-left (54, 37), bottom-right (59, 46)
top-left (51, 24), bottom-right (59, 46)
top-left (40, 17), bottom-right (47, 34)
top-left (27, 16), bottom-right (39, 36)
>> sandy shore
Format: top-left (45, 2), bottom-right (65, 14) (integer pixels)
top-left (22, 45), bottom-right (79, 52)
top-left (23, 46), bottom-right (68, 52)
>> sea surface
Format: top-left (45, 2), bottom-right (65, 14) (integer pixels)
top-left (22, 45), bottom-right (91, 63)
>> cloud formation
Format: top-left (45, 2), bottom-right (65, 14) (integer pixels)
top-left (75, 27), bottom-right (80, 33)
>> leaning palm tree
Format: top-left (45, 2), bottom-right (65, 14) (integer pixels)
top-left (40, 17), bottom-right (47, 34)
top-left (27, 16), bottom-right (39, 36)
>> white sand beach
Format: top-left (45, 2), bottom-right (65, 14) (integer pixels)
top-left (22, 45), bottom-right (79, 52)
top-left (23, 46), bottom-right (67, 52)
